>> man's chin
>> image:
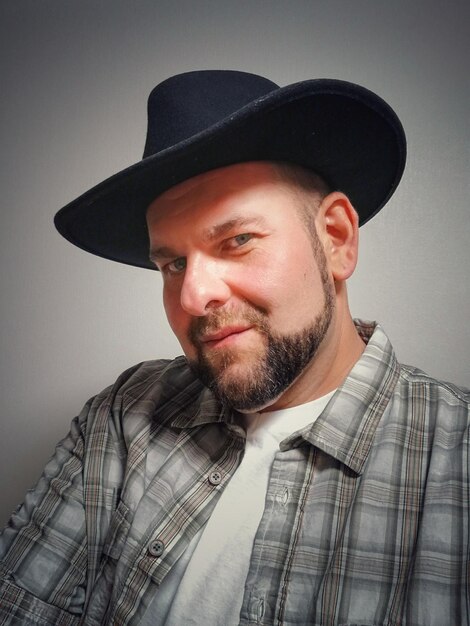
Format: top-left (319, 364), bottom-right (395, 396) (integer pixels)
top-left (195, 353), bottom-right (259, 389)
top-left (188, 354), bottom-right (270, 410)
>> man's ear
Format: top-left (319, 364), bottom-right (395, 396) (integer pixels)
top-left (316, 191), bottom-right (359, 281)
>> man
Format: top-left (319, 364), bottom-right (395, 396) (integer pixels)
top-left (0, 71), bottom-right (468, 625)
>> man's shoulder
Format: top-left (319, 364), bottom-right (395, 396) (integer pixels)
top-left (356, 320), bottom-right (469, 413)
top-left (112, 355), bottom-right (194, 389)
top-left (84, 356), bottom-right (208, 428)
top-left (356, 320), bottom-right (469, 440)
top-left (398, 362), bottom-right (469, 403)
top-left (103, 355), bottom-right (203, 402)
top-left (392, 363), bottom-right (470, 437)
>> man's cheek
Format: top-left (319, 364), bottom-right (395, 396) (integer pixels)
top-left (163, 294), bottom-right (183, 332)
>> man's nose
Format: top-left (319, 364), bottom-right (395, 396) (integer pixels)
top-left (180, 256), bottom-right (231, 316)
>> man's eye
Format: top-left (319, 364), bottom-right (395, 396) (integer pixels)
top-left (228, 233), bottom-right (253, 248)
top-left (165, 257), bottom-right (187, 274)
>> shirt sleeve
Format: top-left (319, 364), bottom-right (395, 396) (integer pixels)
top-left (0, 412), bottom-right (88, 624)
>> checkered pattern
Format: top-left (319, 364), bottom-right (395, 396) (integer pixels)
top-left (0, 322), bottom-right (468, 625)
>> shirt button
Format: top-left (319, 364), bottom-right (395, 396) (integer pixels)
top-left (147, 539), bottom-right (165, 557)
top-left (208, 470), bottom-right (222, 486)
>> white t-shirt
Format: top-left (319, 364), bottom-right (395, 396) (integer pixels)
top-left (141, 391), bottom-right (335, 625)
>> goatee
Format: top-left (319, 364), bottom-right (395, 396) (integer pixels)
top-left (187, 286), bottom-right (334, 412)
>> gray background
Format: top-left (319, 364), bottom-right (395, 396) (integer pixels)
top-left (1, 0), bottom-right (469, 525)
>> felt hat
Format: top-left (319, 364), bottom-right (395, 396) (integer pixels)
top-left (54, 70), bottom-right (406, 270)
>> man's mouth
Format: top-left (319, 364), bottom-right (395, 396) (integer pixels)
top-left (199, 325), bottom-right (253, 348)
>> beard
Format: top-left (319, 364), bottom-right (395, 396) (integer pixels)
top-left (187, 239), bottom-right (335, 412)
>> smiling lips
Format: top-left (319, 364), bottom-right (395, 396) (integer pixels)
top-left (200, 325), bottom-right (253, 348)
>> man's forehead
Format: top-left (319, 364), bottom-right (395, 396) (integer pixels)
top-left (145, 161), bottom-right (298, 251)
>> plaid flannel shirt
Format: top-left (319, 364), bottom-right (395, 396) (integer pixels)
top-left (0, 321), bottom-right (468, 625)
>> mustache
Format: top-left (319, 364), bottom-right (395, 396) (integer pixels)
top-left (188, 304), bottom-right (268, 345)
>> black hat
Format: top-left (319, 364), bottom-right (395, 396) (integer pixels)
top-left (54, 70), bottom-right (406, 270)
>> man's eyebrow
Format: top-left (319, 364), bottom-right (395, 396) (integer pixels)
top-left (202, 215), bottom-right (267, 241)
top-left (148, 215), bottom-right (267, 263)
top-left (148, 246), bottom-right (179, 264)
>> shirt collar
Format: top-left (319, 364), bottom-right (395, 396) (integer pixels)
top-left (280, 321), bottom-right (400, 475)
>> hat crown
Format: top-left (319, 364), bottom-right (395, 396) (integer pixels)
top-left (143, 70), bottom-right (279, 158)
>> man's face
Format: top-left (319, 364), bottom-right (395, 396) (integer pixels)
top-left (146, 162), bottom-right (335, 412)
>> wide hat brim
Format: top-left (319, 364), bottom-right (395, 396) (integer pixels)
top-left (54, 76), bottom-right (406, 270)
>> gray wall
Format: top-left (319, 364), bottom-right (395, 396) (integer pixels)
top-left (1, 0), bottom-right (469, 525)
